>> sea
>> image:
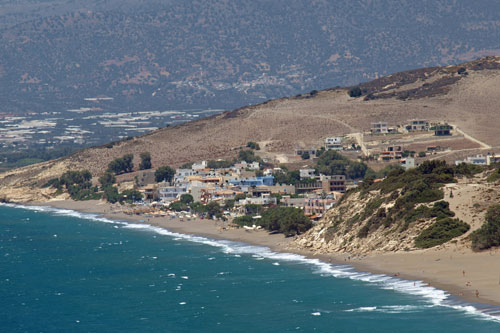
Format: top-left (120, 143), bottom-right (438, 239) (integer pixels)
top-left (1, 204), bottom-right (500, 332)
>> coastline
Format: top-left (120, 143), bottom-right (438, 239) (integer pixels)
top-left (23, 199), bottom-right (500, 308)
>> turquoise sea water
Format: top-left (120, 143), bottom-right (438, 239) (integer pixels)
top-left (1, 204), bottom-right (500, 332)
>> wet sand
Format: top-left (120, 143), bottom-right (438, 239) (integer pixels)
top-left (32, 199), bottom-right (500, 306)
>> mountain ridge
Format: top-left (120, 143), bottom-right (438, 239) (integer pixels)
top-left (1, 0), bottom-right (500, 114)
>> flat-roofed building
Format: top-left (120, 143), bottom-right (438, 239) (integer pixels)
top-left (325, 137), bottom-right (343, 150)
top-left (371, 121), bottom-right (388, 134)
top-left (455, 154), bottom-right (487, 166)
top-left (321, 175), bottom-right (346, 193)
top-left (407, 119), bottom-right (429, 131)
top-left (300, 168), bottom-right (316, 180)
top-left (434, 124), bottom-right (452, 136)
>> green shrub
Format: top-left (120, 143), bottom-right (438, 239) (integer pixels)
top-left (207, 160), bottom-right (234, 169)
top-left (486, 167), bottom-right (500, 183)
top-left (238, 150), bottom-right (262, 163)
top-left (139, 152), bottom-right (152, 170)
top-left (180, 194), bottom-right (194, 204)
top-left (259, 207), bottom-right (312, 237)
top-left (233, 215), bottom-right (255, 227)
top-left (247, 141), bottom-right (260, 150)
top-left (48, 170), bottom-right (97, 200)
top-left (99, 172), bottom-right (116, 188)
top-left (455, 163), bottom-right (483, 177)
top-left (102, 185), bottom-right (120, 204)
top-left (108, 154), bottom-right (134, 175)
top-left (120, 189), bottom-right (143, 203)
top-left (470, 204), bottom-right (500, 251)
top-left (348, 87), bottom-right (362, 97)
top-left (155, 165), bottom-right (175, 183)
top-left (415, 218), bottom-right (469, 248)
top-left (315, 150), bottom-right (369, 179)
top-left (169, 201), bottom-right (189, 212)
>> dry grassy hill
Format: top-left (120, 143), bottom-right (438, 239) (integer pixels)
top-left (1, 57), bottom-right (500, 202)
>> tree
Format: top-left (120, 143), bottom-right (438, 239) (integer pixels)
top-left (139, 152), bottom-right (152, 170)
top-left (120, 189), bottom-right (143, 203)
top-left (107, 154), bottom-right (134, 175)
top-left (155, 166), bottom-right (175, 183)
top-left (169, 201), bottom-right (189, 212)
top-left (103, 185), bottom-right (121, 203)
top-left (348, 87), bottom-right (362, 97)
top-left (247, 141), bottom-right (260, 150)
top-left (224, 200), bottom-right (235, 210)
top-left (234, 193), bottom-right (246, 201)
top-left (259, 207), bottom-right (312, 237)
top-left (418, 151), bottom-right (426, 158)
top-left (301, 151), bottom-right (310, 160)
top-left (315, 150), bottom-right (369, 179)
top-left (238, 150), bottom-right (261, 163)
top-left (190, 202), bottom-right (207, 214)
top-left (180, 162), bottom-right (193, 169)
top-left (206, 201), bottom-right (221, 218)
top-left (122, 154), bottom-right (134, 173)
top-left (49, 170), bottom-right (99, 201)
top-left (99, 172), bottom-right (116, 188)
top-left (180, 193), bottom-right (194, 204)
top-left (207, 160), bottom-right (233, 169)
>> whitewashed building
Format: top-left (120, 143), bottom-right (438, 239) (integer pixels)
top-left (325, 137), bottom-right (343, 150)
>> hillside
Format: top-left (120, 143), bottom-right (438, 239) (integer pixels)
top-left (293, 162), bottom-right (500, 254)
top-left (1, 0), bottom-right (500, 114)
top-left (1, 57), bottom-right (500, 202)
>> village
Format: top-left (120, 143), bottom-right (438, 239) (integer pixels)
top-left (109, 117), bottom-right (499, 226)
top-left (122, 152), bottom-right (348, 224)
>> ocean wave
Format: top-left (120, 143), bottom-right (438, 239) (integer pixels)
top-left (345, 305), bottom-right (434, 314)
top-left (3, 202), bottom-right (500, 323)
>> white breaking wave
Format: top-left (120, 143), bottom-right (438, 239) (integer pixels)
top-left (2, 202), bottom-right (500, 323)
top-left (345, 305), bottom-right (434, 314)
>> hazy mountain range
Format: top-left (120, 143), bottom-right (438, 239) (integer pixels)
top-left (1, 0), bottom-right (500, 114)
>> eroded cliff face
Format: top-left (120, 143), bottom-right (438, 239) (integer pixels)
top-left (293, 190), bottom-right (437, 255)
top-left (0, 159), bottom-right (74, 202)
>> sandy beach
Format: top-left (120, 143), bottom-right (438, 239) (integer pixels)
top-left (31, 199), bottom-right (500, 306)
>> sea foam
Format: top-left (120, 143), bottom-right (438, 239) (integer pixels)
top-left (3, 202), bottom-right (500, 323)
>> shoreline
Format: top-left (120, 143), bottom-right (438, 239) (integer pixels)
top-left (22, 199), bottom-right (500, 307)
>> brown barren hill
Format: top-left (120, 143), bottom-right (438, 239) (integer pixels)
top-left (2, 57), bottom-right (500, 201)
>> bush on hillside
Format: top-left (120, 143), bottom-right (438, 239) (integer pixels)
top-left (470, 204), bottom-right (500, 251)
top-left (348, 87), bottom-right (362, 97)
top-left (238, 150), bottom-right (262, 164)
top-left (247, 141), bottom-right (260, 150)
top-left (108, 154), bottom-right (134, 175)
top-left (207, 160), bottom-right (233, 169)
top-left (486, 167), bottom-right (500, 183)
top-left (414, 218), bottom-right (470, 249)
top-left (139, 152), bottom-right (152, 170)
top-left (47, 170), bottom-right (100, 201)
top-left (315, 150), bottom-right (369, 179)
top-left (98, 172), bottom-right (116, 188)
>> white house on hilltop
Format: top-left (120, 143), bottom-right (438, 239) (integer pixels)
top-left (325, 137), bottom-right (343, 150)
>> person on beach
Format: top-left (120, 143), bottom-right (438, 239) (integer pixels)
top-left (475, 290), bottom-right (479, 298)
